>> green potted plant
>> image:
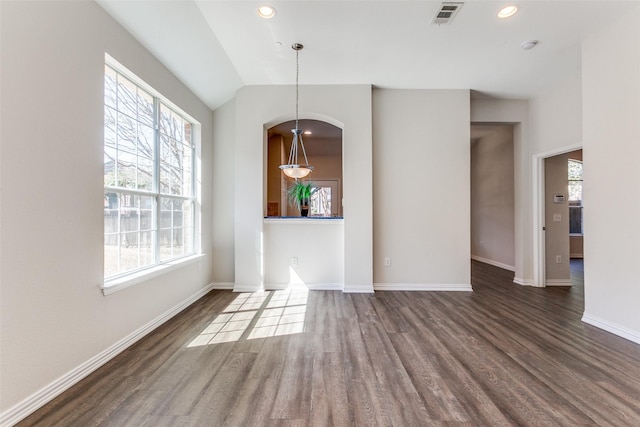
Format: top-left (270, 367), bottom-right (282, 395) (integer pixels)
top-left (287, 180), bottom-right (316, 217)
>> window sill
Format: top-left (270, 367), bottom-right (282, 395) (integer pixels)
top-left (102, 254), bottom-right (205, 295)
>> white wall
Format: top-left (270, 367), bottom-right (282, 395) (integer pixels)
top-left (470, 125), bottom-right (515, 271)
top-left (372, 89), bottom-right (471, 289)
top-left (231, 85), bottom-right (373, 293)
top-left (212, 99), bottom-right (236, 283)
top-left (581, 5), bottom-right (640, 342)
top-left (217, 87), bottom-right (475, 293)
top-left (526, 51), bottom-right (583, 287)
top-left (263, 220), bottom-right (344, 288)
top-left (529, 57), bottom-right (583, 156)
top-left (0, 0), bottom-right (214, 418)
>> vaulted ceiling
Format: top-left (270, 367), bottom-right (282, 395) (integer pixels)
top-left (97, 1), bottom-right (640, 110)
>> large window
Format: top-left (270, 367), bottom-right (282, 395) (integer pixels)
top-left (568, 159), bottom-right (583, 234)
top-left (104, 60), bottom-right (196, 280)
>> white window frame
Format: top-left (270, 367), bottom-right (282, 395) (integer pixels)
top-left (309, 180), bottom-right (341, 217)
top-left (568, 159), bottom-right (583, 236)
top-left (103, 54), bottom-right (201, 294)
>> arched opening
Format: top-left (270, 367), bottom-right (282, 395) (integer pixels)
top-left (265, 119), bottom-right (343, 218)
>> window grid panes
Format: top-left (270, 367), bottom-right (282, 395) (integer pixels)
top-left (310, 187), bottom-right (332, 217)
top-left (568, 159), bottom-right (583, 234)
top-left (104, 63), bottom-right (196, 280)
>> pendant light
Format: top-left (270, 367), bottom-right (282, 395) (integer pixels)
top-left (279, 43), bottom-right (313, 179)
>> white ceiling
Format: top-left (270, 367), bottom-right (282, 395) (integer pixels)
top-left (97, 1), bottom-right (640, 111)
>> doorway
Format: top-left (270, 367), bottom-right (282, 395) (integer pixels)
top-left (535, 147), bottom-right (583, 287)
top-left (470, 124), bottom-right (515, 273)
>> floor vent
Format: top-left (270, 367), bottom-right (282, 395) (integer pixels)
top-left (432, 2), bottom-right (463, 25)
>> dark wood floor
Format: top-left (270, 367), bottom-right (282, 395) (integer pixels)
top-left (19, 260), bottom-right (640, 426)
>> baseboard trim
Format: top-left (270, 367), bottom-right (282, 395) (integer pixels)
top-left (513, 277), bottom-right (543, 287)
top-left (471, 255), bottom-right (515, 272)
top-left (374, 283), bottom-right (473, 292)
top-left (582, 313), bottom-right (640, 345)
top-left (224, 282), bottom-right (474, 292)
top-left (232, 284), bottom-right (264, 293)
top-left (0, 283), bottom-right (215, 427)
top-left (342, 284), bottom-right (375, 293)
top-left (217, 283), bottom-right (346, 292)
top-left (546, 279), bottom-right (572, 287)
top-left (210, 282), bottom-right (234, 290)
top-left (262, 283), bottom-right (345, 291)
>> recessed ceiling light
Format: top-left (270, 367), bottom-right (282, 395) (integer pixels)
top-left (257, 5), bottom-right (277, 19)
top-left (304, 131), bottom-right (312, 135)
top-left (498, 5), bottom-right (518, 19)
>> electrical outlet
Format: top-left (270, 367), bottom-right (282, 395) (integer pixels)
top-left (555, 255), bottom-right (562, 264)
top-left (553, 214), bottom-right (561, 222)
top-left (384, 257), bottom-right (391, 267)
top-left (291, 257), bottom-right (298, 267)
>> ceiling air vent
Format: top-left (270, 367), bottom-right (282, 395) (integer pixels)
top-left (432, 2), bottom-right (463, 25)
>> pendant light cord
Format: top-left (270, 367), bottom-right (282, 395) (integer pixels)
top-left (279, 43), bottom-right (312, 178)
top-left (295, 47), bottom-right (299, 131)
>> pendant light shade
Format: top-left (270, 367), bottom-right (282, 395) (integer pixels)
top-left (279, 43), bottom-right (313, 178)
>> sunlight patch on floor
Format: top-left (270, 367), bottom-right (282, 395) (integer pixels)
top-left (187, 287), bottom-right (309, 348)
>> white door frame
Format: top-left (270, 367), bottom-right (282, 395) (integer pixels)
top-left (532, 144), bottom-right (582, 287)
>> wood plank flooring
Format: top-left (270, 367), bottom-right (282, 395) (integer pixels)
top-left (18, 260), bottom-right (640, 426)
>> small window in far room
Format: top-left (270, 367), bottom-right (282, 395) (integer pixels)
top-left (310, 186), bottom-right (332, 217)
top-left (568, 159), bottom-right (583, 235)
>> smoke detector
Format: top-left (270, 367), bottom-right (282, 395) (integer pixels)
top-left (432, 2), bottom-right (464, 25)
top-left (521, 40), bottom-right (539, 50)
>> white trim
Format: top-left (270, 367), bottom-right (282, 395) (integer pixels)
top-left (528, 281), bottom-right (544, 287)
top-left (227, 282), bottom-right (476, 293)
top-left (513, 277), bottom-right (544, 287)
top-left (343, 284), bottom-right (375, 293)
top-left (105, 53), bottom-right (198, 124)
top-left (471, 255), bottom-right (515, 272)
top-left (102, 254), bottom-right (205, 295)
top-left (233, 284), bottom-right (264, 293)
top-left (222, 283), bottom-right (347, 292)
top-left (532, 154), bottom-right (546, 287)
top-left (210, 282), bottom-right (234, 290)
top-left (261, 283), bottom-right (344, 291)
top-left (582, 313), bottom-right (640, 345)
top-left (0, 283), bottom-right (215, 427)
top-left (374, 283), bottom-right (472, 292)
top-left (545, 279), bottom-right (572, 287)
